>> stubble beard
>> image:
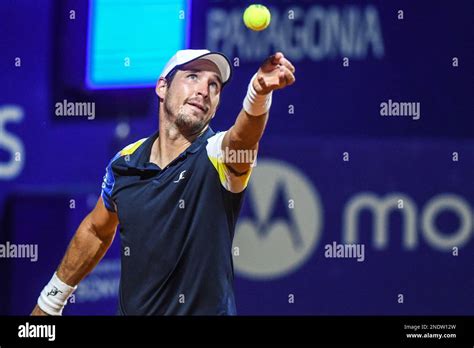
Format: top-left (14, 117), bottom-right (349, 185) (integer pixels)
top-left (164, 97), bottom-right (207, 137)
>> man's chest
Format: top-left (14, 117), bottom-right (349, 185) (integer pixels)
top-left (112, 154), bottom-right (216, 225)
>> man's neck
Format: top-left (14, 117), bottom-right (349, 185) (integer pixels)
top-left (149, 118), bottom-right (207, 169)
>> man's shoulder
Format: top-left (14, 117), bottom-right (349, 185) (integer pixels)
top-left (205, 131), bottom-right (226, 153)
top-left (119, 137), bottom-right (148, 156)
top-left (107, 137), bottom-right (148, 164)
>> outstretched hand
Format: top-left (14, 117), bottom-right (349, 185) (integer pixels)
top-left (252, 52), bottom-right (296, 95)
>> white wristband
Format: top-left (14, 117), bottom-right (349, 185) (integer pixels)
top-left (37, 273), bottom-right (77, 316)
top-left (243, 73), bottom-right (272, 116)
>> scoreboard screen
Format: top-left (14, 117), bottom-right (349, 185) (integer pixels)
top-left (86, 0), bottom-right (190, 89)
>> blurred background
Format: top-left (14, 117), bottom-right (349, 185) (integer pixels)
top-left (0, 0), bottom-right (473, 315)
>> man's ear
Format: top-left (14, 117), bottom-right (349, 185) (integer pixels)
top-left (156, 78), bottom-right (167, 101)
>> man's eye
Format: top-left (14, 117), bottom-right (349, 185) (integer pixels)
top-left (188, 74), bottom-right (198, 80)
top-left (210, 82), bottom-right (219, 90)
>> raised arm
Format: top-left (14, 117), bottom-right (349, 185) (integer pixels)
top-left (222, 52), bottom-right (295, 174)
top-left (31, 197), bottom-right (118, 315)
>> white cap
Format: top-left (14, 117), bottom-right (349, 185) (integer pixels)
top-left (160, 49), bottom-right (232, 85)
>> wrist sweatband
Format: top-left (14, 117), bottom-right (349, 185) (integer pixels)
top-left (37, 272), bottom-right (77, 316)
top-left (243, 73), bottom-right (273, 116)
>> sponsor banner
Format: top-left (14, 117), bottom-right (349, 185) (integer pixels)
top-left (234, 136), bottom-right (474, 314)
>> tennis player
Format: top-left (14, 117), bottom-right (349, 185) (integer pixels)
top-left (31, 49), bottom-right (295, 315)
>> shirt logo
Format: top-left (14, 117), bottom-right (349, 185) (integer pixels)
top-left (173, 170), bottom-right (187, 183)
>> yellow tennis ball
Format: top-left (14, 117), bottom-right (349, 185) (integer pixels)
top-left (243, 4), bottom-right (271, 31)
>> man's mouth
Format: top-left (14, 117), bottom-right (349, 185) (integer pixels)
top-left (186, 101), bottom-right (207, 113)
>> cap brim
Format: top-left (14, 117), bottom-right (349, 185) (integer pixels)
top-left (172, 52), bottom-right (233, 86)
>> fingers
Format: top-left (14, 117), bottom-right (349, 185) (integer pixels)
top-left (279, 65), bottom-right (295, 87)
top-left (262, 52), bottom-right (296, 80)
top-left (278, 67), bottom-right (286, 86)
top-left (270, 52), bottom-right (283, 65)
top-left (280, 58), bottom-right (296, 74)
top-left (279, 57), bottom-right (295, 73)
top-left (256, 60), bottom-right (295, 94)
top-left (257, 75), bottom-right (268, 90)
top-left (272, 52), bottom-right (295, 73)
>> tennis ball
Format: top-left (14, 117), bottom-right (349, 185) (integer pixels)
top-left (243, 4), bottom-right (271, 31)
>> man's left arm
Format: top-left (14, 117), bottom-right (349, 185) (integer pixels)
top-left (222, 52), bottom-right (296, 175)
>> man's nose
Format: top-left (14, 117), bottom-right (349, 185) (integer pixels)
top-left (195, 81), bottom-right (209, 99)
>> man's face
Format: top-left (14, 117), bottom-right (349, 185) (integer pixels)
top-left (159, 59), bottom-right (222, 136)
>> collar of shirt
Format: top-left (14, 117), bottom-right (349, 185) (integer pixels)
top-left (116, 126), bottom-right (216, 173)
